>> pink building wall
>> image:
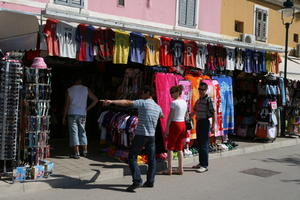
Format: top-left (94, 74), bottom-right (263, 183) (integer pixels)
top-left (0, 2), bottom-right (42, 13)
top-left (0, 0), bottom-right (221, 34)
top-left (199, 0), bottom-right (221, 33)
top-left (88, 0), bottom-right (177, 26)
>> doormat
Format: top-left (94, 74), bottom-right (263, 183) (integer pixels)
top-left (240, 168), bottom-right (281, 178)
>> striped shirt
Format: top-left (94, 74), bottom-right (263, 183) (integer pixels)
top-left (133, 99), bottom-right (162, 137)
top-left (193, 95), bottom-right (215, 120)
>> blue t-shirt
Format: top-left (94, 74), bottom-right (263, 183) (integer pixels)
top-left (133, 99), bottom-right (162, 137)
top-left (130, 32), bottom-right (146, 64)
top-left (244, 49), bottom-right (253, 73)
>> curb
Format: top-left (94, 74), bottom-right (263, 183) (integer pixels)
top-left (0, 137), bottom-right (299, 197)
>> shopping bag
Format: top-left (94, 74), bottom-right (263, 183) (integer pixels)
top-left (255, 122), bottom-right (268, 138)
top-left (185, 117), bottom-right (194, 131)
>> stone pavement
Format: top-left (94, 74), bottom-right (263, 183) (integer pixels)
top-left (0, 136), bottom-right (299, 198)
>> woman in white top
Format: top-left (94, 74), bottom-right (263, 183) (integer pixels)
top-left (164, 85), bottom-right (187, 175)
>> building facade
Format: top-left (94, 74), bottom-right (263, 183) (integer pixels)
top-left (1, 0), bottom-right (298, 52)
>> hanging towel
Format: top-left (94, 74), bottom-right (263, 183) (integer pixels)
top-left (155, 73), bottom-right (183, 148)
top-left (213, 76), bottom-right (235, 135)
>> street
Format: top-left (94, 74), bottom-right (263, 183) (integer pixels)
top-left (2, 144), bottom-right (300, 200)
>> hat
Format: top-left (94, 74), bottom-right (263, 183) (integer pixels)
top-left (31, 57), bottom-right (47, 69)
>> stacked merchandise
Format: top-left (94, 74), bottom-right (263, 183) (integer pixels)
top-left (234, 76), bottom-right (257, 138)
top-left (21, 59), bottom-right (51, 166)
top-left (286, 81), bottom-right (300, 136)
top-left (0, 52), bottom-right (23, 179)
top-left (254, 75), bottom-right (280, 142)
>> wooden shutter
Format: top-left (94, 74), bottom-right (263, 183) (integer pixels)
top-left (70, 0), bottom-right (84, 8)
top-left (186, 0), bottom-right (196, 27)
top-left (178, 0), bottom-right (187, 26)
top-left (261, 10), bottom-right (267, 42)
top-left (255, 8), bottom-right (267, 42)
top-left (54, 0), bottom-right (84, 8)
top-left (54, 0), bottom-right (68, 6)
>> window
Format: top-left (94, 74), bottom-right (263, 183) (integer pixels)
top-left (255, 7), bottom-right (268, 42)
top-left (118, 0), bottom-right (125, 7)
top-left (235, 20), bottom-right (244, 33)
top-left (54, 0), bottom-right (84, 8)
top-left (178, 0), bottom-right (197, 28)
top-left (294, 34), bottom-right (299, 43)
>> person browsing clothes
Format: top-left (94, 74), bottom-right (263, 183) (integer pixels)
top-left (63, 77), bottom-right (98, 159)
top-left (190, 81), bottom-right (215, 173)
top-left (162, 85), bottom-right (187, 175)
top-left (102, 85), bottom-right (163, 193)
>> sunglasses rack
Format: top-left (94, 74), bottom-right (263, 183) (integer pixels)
top-left (20, 67), bottom-right (52, 166)
top-left (0, 59), bottom-right (23, 181)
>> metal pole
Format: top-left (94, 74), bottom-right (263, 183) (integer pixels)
top-left (282, 22), bottom-right (290, 136)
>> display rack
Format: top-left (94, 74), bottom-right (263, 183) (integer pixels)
top-left (21, 67), bottom-right (51, 166)
top-left (0, 54), bottom-right (23, 181)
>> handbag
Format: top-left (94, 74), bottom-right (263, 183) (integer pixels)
top-left (185, 117), bottom-right (194, 130)
top-left (185, 112), bottom-right (194, 130)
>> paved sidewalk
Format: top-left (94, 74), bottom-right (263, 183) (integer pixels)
top-left (0, 136), bottom-right (299, 197)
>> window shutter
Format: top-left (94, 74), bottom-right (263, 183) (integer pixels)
top-left (261, 10), bottom-right (267, 42)
top-left (255, 8), bottom-right (267, 42)
top-left (54, 0), bottom-right (84, 8)
top-left (54, 0), bottom-right (68, 5)
top-left (70, 0), bottom-right (84, 8)
top-left (186, 0), bottom-right (196, 27)
top-left (255, 8), bottom-right (262, 41)
top-left (178, 0), bottom-right (187, 26)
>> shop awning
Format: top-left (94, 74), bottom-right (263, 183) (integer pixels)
top-left (0, 9), bottom-right (39, 52)
top-left (279, 56), bottom-right (300, 80)
top-left (42, 9), bottom-right (284, 53)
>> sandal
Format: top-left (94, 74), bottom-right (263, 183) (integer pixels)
top-left (158, 170), bottom-right (172, 175)
top-left (173, 170), bottom-right (184, 175)
top-left (192, 164), bottom-right (201, 169)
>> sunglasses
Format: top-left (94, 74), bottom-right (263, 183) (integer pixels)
top-left (198, 88), bottom-right (207, 91)
top-left (170, 91), bottom-right (177, 94)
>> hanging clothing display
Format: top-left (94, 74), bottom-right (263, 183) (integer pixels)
top-left (213, 76), bottom-right (235, 135)
top-left (171, 39), bottom-right (184, 67)
top-left (226, 47), bottom-right (235, 71)
top-left (113, 30), bottom-right (130, 64)
top-left (215, 45), bottom-right (227, 71)
top-left (184, 74), bottom-right (211, 139)
top-left (196, 44), bottom-right (208, 70)
top-left (129, 32), bottom-right (146, 64)
top-left (76, 24), bottom-right (95, 62)
top-left (144, 35), bottom-right (160, 66)
top-left (43, 19), bottom-right (60, 56)
top-left (154, 73), bottom-right (184, 146)
top-left (98, 110), bottom-right (138, 148)
top-left (243, 49), bottom-right (253, 73)
top-left (93, 28), bottom-right (115, 61)
top-left (266, 52), bottom-right (281, 74)
top-left (159, 36), bottom-right (173, 67)
top-left (56, 21), bottom-right (77, 59)
top-left (183, 40), bottom-right (197, 68)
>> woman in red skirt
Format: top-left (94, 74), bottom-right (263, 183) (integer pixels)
top-left (164, 85), bottom-right (187, 175)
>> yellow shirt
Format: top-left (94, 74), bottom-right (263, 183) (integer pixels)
top-left (266, 51), bottom-right (271, 73)
top-left (113, 30), bottom-right (130, 64)
top-left (144, 35), bottom-right (160, 66)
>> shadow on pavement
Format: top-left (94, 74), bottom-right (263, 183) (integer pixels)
top-left (281, 179), bottom-right (300, 184)
top-left (39, 170), bottom-right (130, 193)
top-left (258, 156), bottom-right (300, 167)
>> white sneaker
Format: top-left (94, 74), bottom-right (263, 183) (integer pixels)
top-left (196, 167), bottom-right (208, 173)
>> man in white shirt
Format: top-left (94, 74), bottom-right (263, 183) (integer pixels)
top-left (63, 77), bottom-right (98, 159)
